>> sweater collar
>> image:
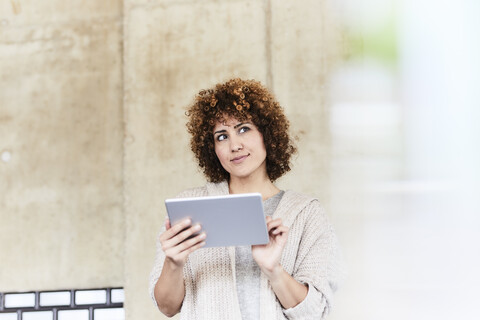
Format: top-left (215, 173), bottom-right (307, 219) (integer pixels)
top-left (205, 181), bottom-right (315, 228)
top-left (205, 180), bottom-right (229, 196)
top-left (272, 189), bottom-right (315, 227)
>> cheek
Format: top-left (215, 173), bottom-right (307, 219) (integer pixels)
top-left (214, 144), bottom-right (226, 162)
top-left (260, 138), bottom-right (267, 151)
top-left (257, 135), bottom-right (267, 153)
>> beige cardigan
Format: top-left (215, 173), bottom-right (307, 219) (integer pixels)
top-left (149, 181), bottom-right (342, 319)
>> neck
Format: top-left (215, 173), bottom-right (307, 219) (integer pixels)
top-left (228, 173), bottom-right (280, 200)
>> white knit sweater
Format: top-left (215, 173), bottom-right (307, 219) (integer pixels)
top-left (149, 181), bottom-right (342, 320)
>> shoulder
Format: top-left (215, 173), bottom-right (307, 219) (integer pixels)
top-left (280, 190), bottom-right (330, 226)
top-left (273, 190), bottom-right (315, 227)
top-left (281, 190), bottom-right (325, 215)
top-left (174, 181), bottom-right (229, 198)
top-left (174, 186), bottom-right (207, 198)
top-left (283, 190), bottom-right (317, 205)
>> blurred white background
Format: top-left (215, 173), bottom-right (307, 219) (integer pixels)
top-left (1, 1), bottom-right (478, 319)
top-left (328, 0), bottom-right (480, 319)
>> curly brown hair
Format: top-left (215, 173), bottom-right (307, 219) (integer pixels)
top-left (186, 78), bottom-right (297, 183)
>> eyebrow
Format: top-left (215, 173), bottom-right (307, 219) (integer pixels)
top-left (234, 122), bottom-right (250, 129)
top-left (213, 129), bottom-right (226, 135)
top-left (214, 122), bottom-right (250, 135)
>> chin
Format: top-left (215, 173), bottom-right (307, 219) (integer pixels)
top-left (229, 171), bottom-right (252, 180)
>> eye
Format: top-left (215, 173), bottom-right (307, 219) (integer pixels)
top-left (216, 134), bottom-right (227, 141)
top-left (238, 126), bottom-right (250, 134)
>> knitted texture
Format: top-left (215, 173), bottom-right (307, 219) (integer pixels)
top-left (149, 181), bottom-right (342, 320)
top-left (235, 190), bottom-right (284, 320)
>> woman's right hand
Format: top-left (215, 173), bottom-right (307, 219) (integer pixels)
top-left (159, 218), bottom-right (206, 268)
top-left (155, 218), bottom-right (205, 316)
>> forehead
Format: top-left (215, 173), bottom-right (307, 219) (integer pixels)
top-left (217, 116), bottom-right (241, 127)
top-left (212, 116), bottom-right (243, 130)
top-left (212, 113), bottom-right (254, 132)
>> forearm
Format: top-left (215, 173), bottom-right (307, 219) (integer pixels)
top-left (154, 259), bottom-right (185, 317)
top-left (264, 265), bottom-right (308, 309)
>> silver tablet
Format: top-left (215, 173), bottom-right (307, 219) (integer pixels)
top-left (165, 193), bottom-right (269, 248)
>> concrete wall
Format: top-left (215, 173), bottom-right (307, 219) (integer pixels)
top-left (123, 1), bottom-right (337, 319)
top-left (1, 1), bottom-right (338, 319)
top-left (0, 1), bottom-right (124, 290)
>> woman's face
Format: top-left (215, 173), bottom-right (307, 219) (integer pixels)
top-left (213, 117), bottom-right (267, 181)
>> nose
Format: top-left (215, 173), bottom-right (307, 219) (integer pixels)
top-left (229, 135), bottom-right (243, 152)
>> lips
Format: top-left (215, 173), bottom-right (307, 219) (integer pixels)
top-left (231, 154), bottom-right (250, 164)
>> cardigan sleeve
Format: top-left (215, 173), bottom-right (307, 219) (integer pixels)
top-left (148, 223), bottom-right (167, 307)
top-left (283, 201), bottom-right (343, 319)
top-left (283, 283), bottom-right (329, 319)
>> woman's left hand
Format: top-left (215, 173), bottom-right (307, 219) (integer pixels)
top-left (252, 216), bottom-right (289, 277)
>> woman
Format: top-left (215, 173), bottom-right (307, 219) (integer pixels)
top-left (149, 78), bottom-right (342, 319)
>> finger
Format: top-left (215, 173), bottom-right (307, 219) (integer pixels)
top-left (178, 232), bottom-right (207, 254)
top-left (160, 218), bottom-right (192, 242)
top-left (267, 217), bottom-right (283, 226)
top-left (162, 224), bottom-right (202, 251)
top-left (170, 232), bottom-right (206, 259)
top-left (165, 218), bottom-right (171, 230)
top-left (177, 239), bottom-right (207, 261)
top-left (163, 229), bottom-right (203, 258)
top-left (267, 218), bottom-right (283, 231)
top-left (272, 225), bottom-right (289, 235)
